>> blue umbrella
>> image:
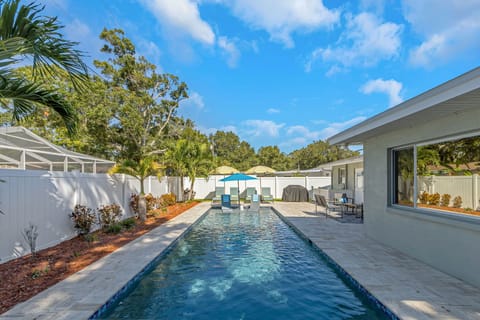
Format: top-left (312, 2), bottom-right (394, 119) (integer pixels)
top-left (220, 173), bottom-right (257, 205)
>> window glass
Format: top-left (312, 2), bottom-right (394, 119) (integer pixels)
top-left (416, 136), bottom-right (480, 216)
top-left (393, 147), bottom-right (414, 206)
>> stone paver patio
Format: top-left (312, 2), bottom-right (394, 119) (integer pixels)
top-left (1, 201), bottom-right (479, 319)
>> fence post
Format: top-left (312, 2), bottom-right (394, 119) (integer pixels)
top-left (473, 174), bottom-right (478, 210)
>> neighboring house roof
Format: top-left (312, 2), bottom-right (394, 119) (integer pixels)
top-left (274, 168), bottom-right (330, 176)
top-left (328, 67), bottom-right (480, 145)
top-left (0, 126), bottom-right (115, 173)
top-left (316, 155), bottom-right (363, 171)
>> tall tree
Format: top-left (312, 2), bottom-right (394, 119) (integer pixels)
top-left (257, 146), bottom-right (291, 171)
top-left (94, 28), bottom-right (188, 161)
top-left (289, 140), bottom-right (360, 170)
top-left (0, 0), bottom-right (89, 133)
top-left (210, 130), bottom-right (256, 170)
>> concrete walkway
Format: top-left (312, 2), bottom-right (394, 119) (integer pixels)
top-left (273, 202), bottom-right (480, 320)
top-left (0, 203), bottom-right (210, 320)
top-left (2, 202), bottom-right (480, 319)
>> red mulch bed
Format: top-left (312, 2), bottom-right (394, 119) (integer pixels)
top-left (0, 201), bottom-right (199, 314)
top-left (418, 204), bottom-right (480, 216)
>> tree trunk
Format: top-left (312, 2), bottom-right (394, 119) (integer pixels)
top-left (138, 193), bottom-right (147, 222)
top-left (189, 177), bottom-right (195, 201)
top-left (139, 177), bottom-right (146, 222)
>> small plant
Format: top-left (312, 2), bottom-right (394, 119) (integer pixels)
top-left (70, 205), bottom-right (96, 235)
top-left (31, 265), bottom-right (50, 279)
top-left (105, 223), bottom-right (122, 234)
top-left (145, 193), bottom-right (157, 212)
top-left (453, 196), bottom-right (463, 208)
top-left (159, 193), bottom-right (176, 207)
top-left (428, 192), bottom-right (440, 206)
top-left (129, 193), bottom-right (139, 216)
top-left (98, 204), bottom-right (122, 228)
top-left (22, 223), bottom-right (39, 258)
top-left (120, 217), bottom-right (136, 230)
top-left (440, 194), bottom-right (451, 207)
top-left (72, 251), bottom-right (81, 258)
top-left (83, 233), bottom-right (98, 243)
top-left (418, 191), bottom-right (429, 204)
top-left (465, 207), bottom-right (473, 212)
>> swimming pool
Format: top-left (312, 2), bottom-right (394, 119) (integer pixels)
top-left (97, 208), bottom-right (391, 319)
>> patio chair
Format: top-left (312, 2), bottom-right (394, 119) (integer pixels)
top-left (230, 187), bottom-right (239, 203)
top-left (212, 187), bottom-right (224, 205)
top-left (261, 187), bottom-right (274, 203)
top-left (314, 194), bottom-right (341, 218)
top-left (245, 187), bottom-right (257, 203)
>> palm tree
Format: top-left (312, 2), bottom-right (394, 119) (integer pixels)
top-left (0, 0), bottom-right (89, 133)
top-left (166, 138), bottom-right (213, 201)
top-left (109, 157), bottom-right (164, 222)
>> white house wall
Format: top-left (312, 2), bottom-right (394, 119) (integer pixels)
top-left (364, 106), bottom-right (480, 288)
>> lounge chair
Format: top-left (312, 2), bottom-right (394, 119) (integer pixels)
top-left (314, 194), bottom-right (341, 218)
top-left (230, 187), bottom-right (239, 203)
top-left (245, 187), bottom-right (257, 203)
top-left (212, 187), bottom-right (224, 205)
top-left (261, 187), bottom-right (274, 203)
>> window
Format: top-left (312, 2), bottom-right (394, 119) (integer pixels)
top-left (392, 147), bottom-right (414, 207)
top-left (338, 168), bottom-right (346, 185)
top-left (391, 134), bottom-right (480, 217)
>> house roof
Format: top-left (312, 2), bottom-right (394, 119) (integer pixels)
top-left (0, 126), bottom-right (115, 173)
top-left (315, 155), bottom-right (363, 170)
top-left (328, 67), bottom-right (480, 145)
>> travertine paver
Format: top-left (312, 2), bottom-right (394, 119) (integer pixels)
top-left (0, 203), bottom-right (210, 320)
top-left (273, 202), bottom-right (480, 320)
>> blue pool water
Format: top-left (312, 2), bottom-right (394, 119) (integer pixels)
top-left (99, 208), bottom-right (390, 319)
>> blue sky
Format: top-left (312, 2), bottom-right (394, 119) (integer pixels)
top-left (40, 0), bottom-right (480, 153)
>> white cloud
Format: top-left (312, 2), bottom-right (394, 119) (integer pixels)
top-left (181, 91), bottom-right (205, 110)
top-left (286, 125), bottom-right (321, 140)
top-left (225, 0), bottom-right (340, 48)
top-left (218, 36), bottom-right (241, 68)
top-left (267, 108), bottom-right (280, 114)
top-left (319, 117), bottom-right (367, 139)
top-left (402, 0), bottom-right (480, 67)
top-left (243, 120), bottom-right (284, 137)
top-left (197, 124), bottom-right (237, 135)
top-left (305, 12), bottom-right (402, 72)
top-left (360, 78), bottom-right (403, 107)
top-left (140, 0), bottom-right (215, 45)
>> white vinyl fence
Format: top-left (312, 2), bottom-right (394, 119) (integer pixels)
top-left (0, 169), bottom-right (176, 262)
top-left (188, 175), bottom-right (331, 200)
top-left (0, 169), bottom-right (329, 262)
top-left (418, 174), bottom-right (480, 209)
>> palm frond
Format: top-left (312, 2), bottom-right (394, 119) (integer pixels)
top-left (0, 0), bottom-right (89, 89)
top-left (0, 73), bottom-right (77, 133)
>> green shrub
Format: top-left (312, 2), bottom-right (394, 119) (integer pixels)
top-left (440, 194), bottom-right (451, 207)
top-left (159, 193), bottom-right (176, 207)
top-left (70, 205), bottom-right (96, 235)
top-left (105, 223), bottom-right (122, 234)
top-left (453, 196), bottom-right (462, 208)
top-left (120, 217), bottom-right (136, 230)
top-left (98, 204), bottom-right (122, 228)
top-left (83, 233), bottom-right (98, 243)
top-left (428, 192), bottom-right (440, 206)
top-left (418, 191), bottom-right (429, 204)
